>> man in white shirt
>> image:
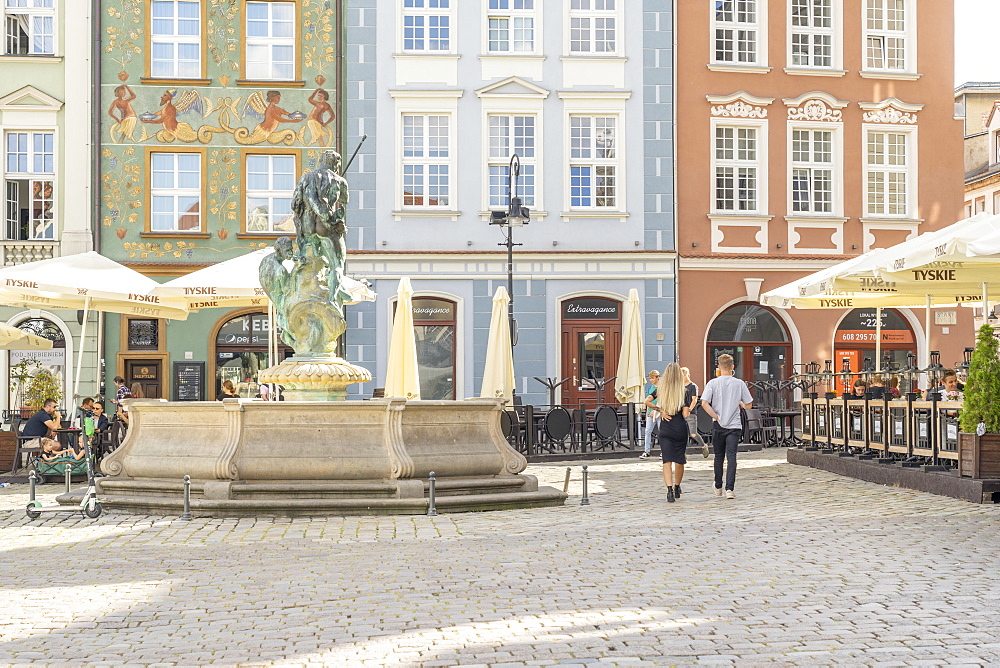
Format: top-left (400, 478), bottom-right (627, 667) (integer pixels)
top-left (701, 354), bottom-right (752, 499)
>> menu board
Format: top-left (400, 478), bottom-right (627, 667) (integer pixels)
top-left (173, 362), bottom-right (205, 402)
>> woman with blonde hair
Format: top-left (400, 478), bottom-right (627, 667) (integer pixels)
top-left (651, 362), bottom-right (692, 503)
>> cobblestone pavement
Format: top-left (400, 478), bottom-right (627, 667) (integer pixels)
top-left (2, 450), bottom-right (1000, 666)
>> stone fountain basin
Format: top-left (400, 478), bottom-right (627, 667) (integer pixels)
top-left (94, 398), bottom-right (567, 516)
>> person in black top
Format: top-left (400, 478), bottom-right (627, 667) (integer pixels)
top-left (22, 399), bottom-right (61, 446)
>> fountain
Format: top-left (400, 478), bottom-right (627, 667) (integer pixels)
top-left (93, 151), bottom-right (567, 516)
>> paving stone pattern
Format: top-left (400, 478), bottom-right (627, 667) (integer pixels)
top-left (2, 450), bottom-right (999, 666)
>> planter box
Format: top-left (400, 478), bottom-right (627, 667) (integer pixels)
top-left (959, 432), bottom-right (1000, 478)
top-left (0, 430), bottom-right (14, 470)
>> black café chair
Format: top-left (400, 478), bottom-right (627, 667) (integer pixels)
top-left (9, 416), bottom-right (42, 473)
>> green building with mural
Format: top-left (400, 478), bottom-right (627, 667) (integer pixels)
top-left (99, 0), bottom-right (343, 400)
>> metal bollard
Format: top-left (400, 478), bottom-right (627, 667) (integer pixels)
top-left (562, 467), bottom-right (572, 493)
top-left (28, 470), bottom-right (36, 503)
top-left (581, 465), bottom-right (590, 506)
top-left (181, 474), bottom-right (192, 521)
top-left (427, 471), bottom-right (438, 516)
top-left (64, 462), bottom-right (72, 493)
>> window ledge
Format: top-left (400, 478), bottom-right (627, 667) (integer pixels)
top-left (859, 217), bottom-right (923, 225)
top-left (560, 55), bottom-right (627, 62)
top-left (784, 67), bottom-right (848, 77)
top-left (560, 210), bottom-right (630, 221)
top-left (707, 63), bottom-right (771, 75)
top-left (708, 213), bottom-right (773, 221)
top-left (393, 53), bottom-right (461, 60)
top-left (140, 77), bottom-right (212, 86)
top-left (236, 79), bottom-right (305, 88)
top-left (236, 232), bottom-right (288, 240)
top-left (140, 232), bottom-right (212, 239)
top-left (479, 210), bottom-right (548, 220)
top-left (479, 54), bottom-right (545, 61)
top-left (859, 71), bottom-right (922, 81)
top-left (0, 55), bottom-right (61, 63)
top-left (784, 216), bottom-right (849, 224)
top-left (392, 210), bottom-right (462, 221)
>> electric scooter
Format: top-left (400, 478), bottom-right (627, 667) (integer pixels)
top-left (26, 426), bottom-right (103, 520)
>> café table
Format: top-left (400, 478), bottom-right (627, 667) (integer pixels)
top-left (769, 409), bottom-right (801, 446)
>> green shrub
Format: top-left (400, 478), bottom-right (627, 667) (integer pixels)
top-left (23, 367), bottom-right (63, 411)
top-left (960, 323), bottom-right (1000, 434)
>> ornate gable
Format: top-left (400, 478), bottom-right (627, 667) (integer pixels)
top-left (783, 91), bottom-right (848, 122)
top-left (706, 91), bottom-right (774, 118)
top-left (0, 85), bottom-right (63, 111)
top-left (859, 97), bottom-right (923, 125)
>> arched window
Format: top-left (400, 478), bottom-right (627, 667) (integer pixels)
top-left (213, 311), bottom-right (291, 399)
top-left (706, 303), bottom-right (790, 382)
top-left (400, 297), bottom-right (457, 400)
top-left (8, 317), bottom-right (67, 408)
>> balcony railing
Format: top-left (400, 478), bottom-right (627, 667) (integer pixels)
top-left (1, 240), bottom-right (57, 266)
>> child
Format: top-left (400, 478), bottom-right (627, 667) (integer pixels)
top-left (38, 438), bottom-right (84, 461)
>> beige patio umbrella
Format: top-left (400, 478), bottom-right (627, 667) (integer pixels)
top-left (0, 251), bottom-right (190, 400)
top-left (0, 322), bottom-right (52, 350)
top-left (153, 247), bottom-right (377, 366)
top-left (384, 276), bottom-right (421, 400)
top-left (480, 285), bottom-right (515, 401)
top-left (614, 288), bottom-right (645, 404)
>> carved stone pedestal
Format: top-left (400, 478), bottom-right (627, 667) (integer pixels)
top-left (258, 354), bottom-right (372, 401)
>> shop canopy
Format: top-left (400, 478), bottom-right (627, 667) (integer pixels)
top-left (0, 251), bottom-right (190, 401)
top-left (0, 322), bottom-right (52, 350)
top-left (152, 247), bottom-right (376, 309)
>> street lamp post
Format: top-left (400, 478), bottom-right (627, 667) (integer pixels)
top-left (490, 154), bottom-right (531, 356)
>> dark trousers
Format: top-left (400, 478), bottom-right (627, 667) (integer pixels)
top-left (712, 425), bottom-right (742, 491)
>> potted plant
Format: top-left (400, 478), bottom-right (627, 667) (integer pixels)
top-left (10, 358), bottom-right (39, 417)
top-left (22, 366), bottom-right (63, 415)
top-left (958, 323), bottom-right (1000, 478)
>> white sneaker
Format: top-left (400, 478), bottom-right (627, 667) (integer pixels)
top-left (713, 486), bottom-right (723, 497)
top-left (725, 490), bottom-right (736, 500)
top-left (639, 452), bottom-right (649, 459)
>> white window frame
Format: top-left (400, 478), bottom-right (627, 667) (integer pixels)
top-left (787, 0), bottom-right (842, 71)
top-left (150, 0), bottom-right (201, 79)
top-left (863, 124), bottom-right (917, 219)
top-left (3, 129), bottom-right (55, 241)
top-left (150, 151), bottom-right (202, 233)
top-left (788, 124), bottom-right (842, 216)
top-left (711, 120), bottom-right (765, 215)
top-left (993, 191), bottom-right (1000, 215)
top-left (400, 113), bottom-right (452, 210)
top-left (486, 0), bottom-right (537, 55)
top-left (862, 0), bottom-right (915, 74)
top-left (245, 1), bottom-right (295, 81)
top-left (486, 113), bottom-right (538, 212)
top-left (711, 0), bottom-right (766, 68)
top-left (567, 114), bottom-right (619, 211)
top-left (400, 0), bottom-right (452, 54)
top-left (245, 153), bottom-right (295, 234)
top-left (4, 0), bottom-right (55, 56)
top-left (567, 0), bottom-right (619, 56)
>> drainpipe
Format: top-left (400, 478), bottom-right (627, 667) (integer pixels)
top-left (91, 0), bottom-right (101, 255)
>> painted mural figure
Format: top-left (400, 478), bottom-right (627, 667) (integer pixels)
top-left (237, 90), bottom-right (304, 145)
top-left (141, 90), bottom-right (203, 143)
top-left (108, 84), bottom-right (137, 142)
top-left (303, 88), bottom-right (335, 146)
top-left (291, 150), bottom-right (351, 306)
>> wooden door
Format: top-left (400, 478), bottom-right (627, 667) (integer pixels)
top-left (561, 324), bottom-right (621, 407)
top-left (125, 359), bottom-right (162, 399)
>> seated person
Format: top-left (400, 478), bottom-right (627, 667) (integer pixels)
top-left (218, 380), bottom-right (239, 401)
top-left (77, 397), bottom-right (95, 422)
top-left (38, 437), bottom-right (84, 461)
top-left (886, 375), bottom-right (902, 398)
top-left (21, 399), bottom-right (62, 448)
top-left (116, 403), bottom-right (129, 426)
top-left (868, 375), bottom-right (887, 399)
top-left (925, 369), bottom-right (964, 401)
top-left (851, 379), bottom-right (869, 397)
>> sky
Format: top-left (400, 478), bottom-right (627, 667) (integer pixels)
top-left (955, 0), bottom-right (1000, 85)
